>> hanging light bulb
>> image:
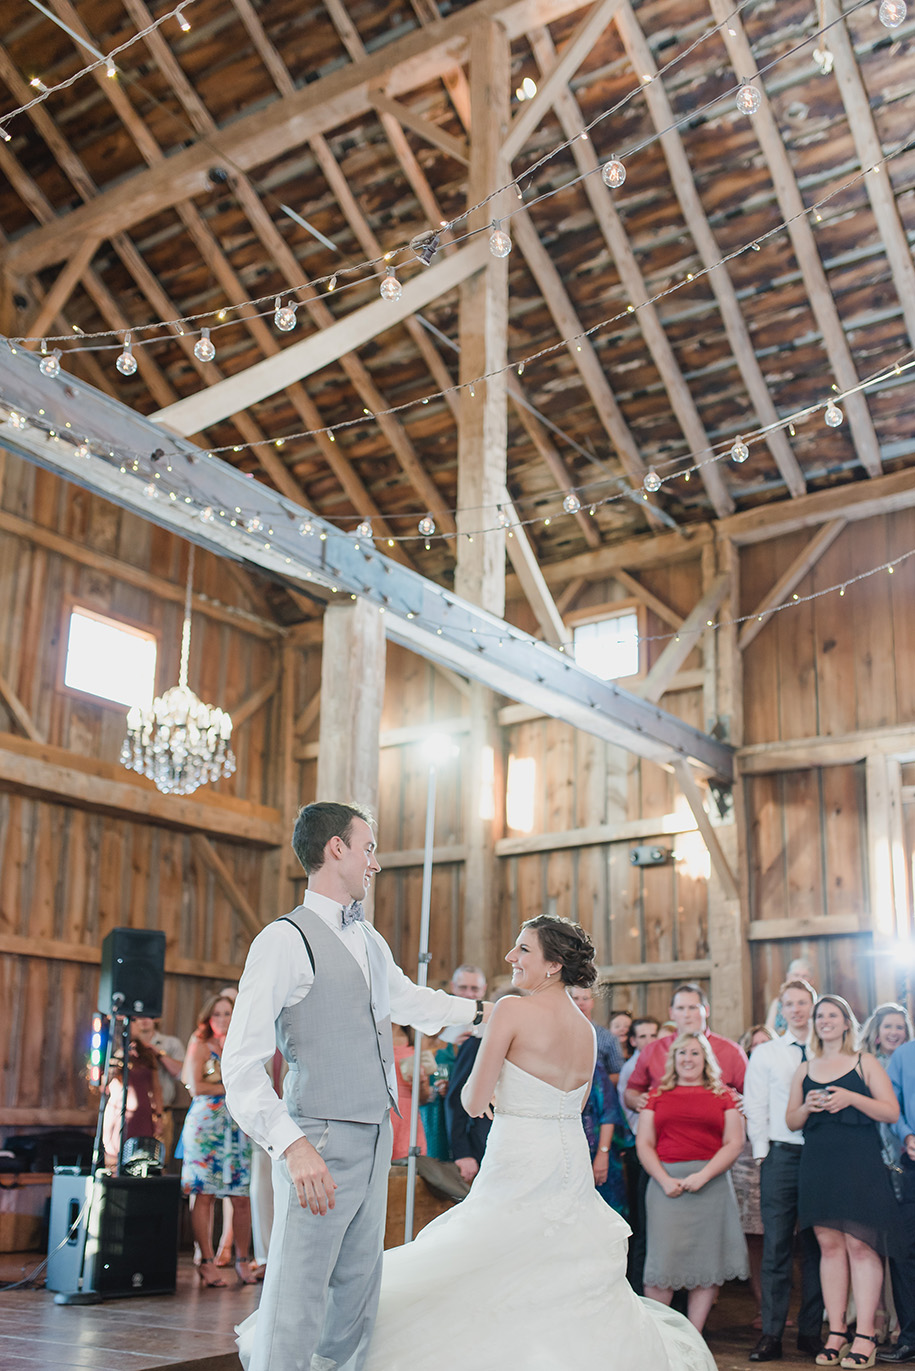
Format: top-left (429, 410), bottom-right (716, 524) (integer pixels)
top-left (643, 469), bottom-right (662, 493)
top-left (418, 514), bottom-right (435, 537)
top-left (176, 6), bottom-right (191, 30)
top-left (75, 442), bottom-right (90, 459)
top-left (736, 82), bottom-right (761, 115)
top-left (879, 0), bottom-right (906, 25)
top-left (356, 519), bottom-right (374, 540)
top-left (116, 333), bottom-right (137, 376)
top-left (105, 58), bottom-right (117, 79)
top-left (562, 491), bottom-right (581, 514)
top-left (380, 268), bottom-right (402, 302)
top-left (143, 482), bottom-right (158, 498)
top-left (274, 297), bottom-right (297, 331)
top-left (245, 515), bottom-right (263, 533)
top-left (496, 505), bottom-right (511, 528)
top-left (730, 437), bottom-right (749, 463)
top-left (194, 327), bottom-right (215, 362)
top-left (824, 400), bottom-right (844, 427)
top-left (199, 506), bottom-right (215, 523)
top-left (298, 517), bottom-right (314, 536)
top-left (489, 222), bottom-right (512, 257)
top-left (601, 159), bottom-right (626, 189)
top-left (39, 349), bottom-right (61, 378)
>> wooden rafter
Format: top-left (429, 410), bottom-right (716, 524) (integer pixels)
top-left (709, 0), bottom-right (882, 478)
top-left (639, 574), bottom-right (729, 703)
top-left (500, 489), bottom-right (568, 643)
top-left (527, 25), bottom-right (734, 519)
top-left (1, 0), bottom-right (590, 277)
top-left (614, 2), bottom-right (806, 499)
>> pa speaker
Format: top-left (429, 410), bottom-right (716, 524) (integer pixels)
top-left (98, 927), bottom-right (165, 1017)
top-left (48, 1173), bottom-right (180, 1296)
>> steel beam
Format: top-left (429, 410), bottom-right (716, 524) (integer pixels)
top-left (0, 349), bottom-right (734, 780)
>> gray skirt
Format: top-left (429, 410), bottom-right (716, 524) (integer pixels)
top-left (643, 1159), bottom-right (749, 1291)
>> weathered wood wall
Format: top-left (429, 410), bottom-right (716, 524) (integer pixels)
top-left (0, 455), bottom-right (289, 1126)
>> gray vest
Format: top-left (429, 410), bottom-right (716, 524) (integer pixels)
top-left (276, 906), bottom-right (398, 1126)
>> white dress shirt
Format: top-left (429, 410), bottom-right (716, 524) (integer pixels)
top-left (743, 1030), bottom-right (811, 1159)
top-left (618, 1052), bottom-right (641, 1133)
top-left (222, 891), bottom-right (478, 1159)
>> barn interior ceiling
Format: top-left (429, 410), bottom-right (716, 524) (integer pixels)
top-left (1, 0), bottom-right (913, 615)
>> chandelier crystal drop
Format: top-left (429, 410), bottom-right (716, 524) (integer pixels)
top-left (39, 349), bottom-right (61, 378)
top-left (380, 268), bottom-right (402, 302)
top-left (193, 328), bottom-right (215, 362)
top-left (489, 223), bottom-right (512, 257)
top-left (730, 437), bottom-right (749, 463)
top-left (121, 547), bottom-right (235, 797)
top-left (601, 159), bottom-right (626, 189)
top-left (116, 333), bottom-right (137, 376)
top-left (879, 0), bottom-right (906, 26)
top-left (736, 82), bottom-right (762, 115)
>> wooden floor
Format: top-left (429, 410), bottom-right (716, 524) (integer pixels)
top-left (0, 1248), bottom-right (851, 1370)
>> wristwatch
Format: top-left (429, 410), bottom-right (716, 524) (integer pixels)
top-left (472, 1000), bottom-right (485, 1026)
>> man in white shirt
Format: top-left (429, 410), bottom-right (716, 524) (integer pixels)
top-left (223, 801), bottom-right (491, 1371)
top-left (744, 977), bottom-right (823, 1363)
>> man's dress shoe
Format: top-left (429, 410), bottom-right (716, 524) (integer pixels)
top-left (877, 1347), bottom-right (915, 1364)
top-left (750, 1335), bottom-right (784, 1361)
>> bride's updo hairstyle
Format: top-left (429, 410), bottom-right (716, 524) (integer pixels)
top-left (521, 916), bottom-right (597, 988)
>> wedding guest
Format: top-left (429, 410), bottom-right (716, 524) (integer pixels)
top-left (582, 1056), bottom-right (629, 1216)
top-left (625, 984), bottom-right (747, 1115)
top-left (610, 1008), bottom-right (635, 1060)
top-left (423, 965), bottom-right (489, 1161)
top-left (766, 959), bottom-right (816, 1034)
top-left (786, 994), bottom-right (900, 1369)
top-left (881, 1028), bottom-right (915, 1363)
top-left (637, 1031), bottom-right (748, 1332)
top-left (732, 1024), bottom-right (776, 1344)
top-left (620, 1018), bottom-right (661, 1132)
top-left (619, 1016), bottom-right (660, 1294)
top-left (569, 983), bottom-right (623, 1082)
top-left (745, 978), bottom-right (824, 1363)
top-left (102, 1020), bottom-right (164, 1167)
top-left (182, 992), bottom-right (254, 1287)
top-left (391, 1025), bottom-right (433, 1160)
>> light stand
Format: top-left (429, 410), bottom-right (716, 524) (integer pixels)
top-left (404, 733), bottom-right (458, 1244)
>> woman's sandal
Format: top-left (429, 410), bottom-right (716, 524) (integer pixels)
top-left (196, 1259), bottom-right (228, 1288)
top-left (235, 1260), bottom-right (258, 1285)
top-left (817, 1331), bottom-right (851, 1365)
top-left (840, 1333), bottom-right (878, 1370)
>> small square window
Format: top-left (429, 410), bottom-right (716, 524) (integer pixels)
top-left (64, 607), bottom-right (157, 709)
top-left (573, 611), bottom-right (640, 681)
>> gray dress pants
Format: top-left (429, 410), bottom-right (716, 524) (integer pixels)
top-left (250, 1115), bottom-right (393, 1371)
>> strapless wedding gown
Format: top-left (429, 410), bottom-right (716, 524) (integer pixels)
top-left (237, 1059), bottom-right (715, 1371)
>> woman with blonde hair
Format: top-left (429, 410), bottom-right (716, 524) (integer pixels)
top-left (786, 994), bottom-right (901, 1368)
top-left (637, 1030), bottom-right (748, 1332)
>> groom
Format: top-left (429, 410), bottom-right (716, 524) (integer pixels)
top-left (223, 801), bottom-right (491, 1371)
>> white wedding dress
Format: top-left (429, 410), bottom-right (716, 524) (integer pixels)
top-left (239, 1058), bottom-right (715, 1371)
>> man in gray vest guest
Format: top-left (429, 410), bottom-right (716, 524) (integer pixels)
top-left (223, 801), bottom-right (491, 1371)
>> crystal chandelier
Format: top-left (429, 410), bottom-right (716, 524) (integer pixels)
top-left (120, 546), bottom-right (236, 795)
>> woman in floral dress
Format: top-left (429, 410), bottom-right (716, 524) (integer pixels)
top-left (181, 992), bottom-right (253, 1285)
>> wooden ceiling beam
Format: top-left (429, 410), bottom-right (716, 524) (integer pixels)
top-left (720, 464), bottom-right (915, 545)
top-left (408, 0), bottom-right (473, 130)
top-left (614, 2), bottom-right (806, 499)
top-left (613, 569), bottom-right (684, 630)
top-left (821, 0), bottom-right (915, 351)
top-left (369, 89), bottom-right (470, 164)
top-left (506, 379), bottom-right (601, 548)
top-left (22, 234), bottom-right (100, 342)
top-left (505, 525), bottom-right (713, 593)
top-left (510, 208), bottom-right (667, 530)
top-left (638, 574), bottom-right (729, 704)
top-left (709, 0), bottom-right (882, 479)
top-left (500, 489), bottom-right (568, 643)
top-left (527, 25), bottom-right (734, 519)
top-left (1, 0), bottom-right (590, 277)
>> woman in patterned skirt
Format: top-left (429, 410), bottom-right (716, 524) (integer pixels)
top-left (181, 992), bottom-right (253, 1286)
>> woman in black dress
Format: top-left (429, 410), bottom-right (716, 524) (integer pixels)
top-left (786, 994), bottom-right (900, 1370)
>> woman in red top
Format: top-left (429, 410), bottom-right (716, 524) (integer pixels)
top-left (636, 1031), bottom-right (748, 1332)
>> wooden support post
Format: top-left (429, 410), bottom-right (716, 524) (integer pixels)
top-left (0, 668), bottom-right (45, 742)
top-left (455, 20), bottom-right (510, 974)
top-left (865, 753), bottom-right (907, 1002)
top-left (316, 598), bottom-right (386, 812)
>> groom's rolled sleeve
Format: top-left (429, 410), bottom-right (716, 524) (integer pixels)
top-left (223, 922), bottom-right (310, 1159)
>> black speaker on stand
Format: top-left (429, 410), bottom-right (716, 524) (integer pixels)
top-left (98, 927), bottom-right (166, 1019)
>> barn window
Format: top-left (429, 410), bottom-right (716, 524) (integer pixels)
top-left (64, 607), bottom-right (157, 709)
top-left (572, 609), bottom-right (640, 681)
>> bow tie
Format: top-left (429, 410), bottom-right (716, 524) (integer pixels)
top-left (342, 900), bottom-right (365, 926)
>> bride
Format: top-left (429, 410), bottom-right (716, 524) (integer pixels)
top-left (240, 916), bottom-right (715, 1371)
